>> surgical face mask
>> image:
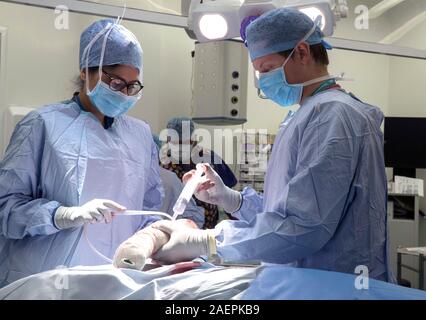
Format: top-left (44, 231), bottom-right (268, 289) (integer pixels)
top-left (258, 21), bottom-right (333, 107)
top-left (87, 81), bottom-right (139, 117)
top-left (83, 22), bottom-right (141, 118)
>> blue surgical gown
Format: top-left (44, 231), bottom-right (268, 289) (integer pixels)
top-left (215, 89), bottom-right (392, 282)
top-left (0, 98), bottom-right (164, 287)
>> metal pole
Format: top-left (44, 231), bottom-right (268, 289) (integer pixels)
top-left (397, 252), bottom-right (402, 285)
top-left (0, 0), bottom-right (188, 28)
top-left (419, 254), bottom-right (424, 290)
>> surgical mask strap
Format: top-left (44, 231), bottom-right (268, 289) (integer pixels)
top-left (302, 74), bottom-right (336, 87)
top-left (302, 72), bottom-right (348, 87)
top-left (280, 19), bottom-right (343, 88)
top-left (118, 4), bottom-right (126, 25)
top-left (82, 24), bottom-right (112, 95)
top-left (97, 24), bottom-right (116, 79)
top-left (283, 20), bottom-right (319, 67)
top-left (259, 20), bottom-right (319, 77)
top-left (83, 12), bottom-right (124, 95)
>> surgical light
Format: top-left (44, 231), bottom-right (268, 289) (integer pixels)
top-left (187, 0), bottom-right (348, 42)
top-left (199, 14), bottom-right (228, 40)
top-left (300, 7), bottom-right (326, 30)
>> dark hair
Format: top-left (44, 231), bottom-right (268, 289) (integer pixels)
top-left (75, 66), bottom-right (99, 90)
top-left (279, 43), bottom-right (329, 66)
top-left (75, 65), bottom-right (124, 90)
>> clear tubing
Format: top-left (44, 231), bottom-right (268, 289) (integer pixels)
top-left (119, 210), bottom-right (172, 220)
top-left (172, 166), bottom-right (204, 220)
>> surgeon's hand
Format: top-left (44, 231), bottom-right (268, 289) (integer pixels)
top-left (54, 199), bottom-right (126, 230)
top-left (151, 220), bottom-right (216, 265)
top-left (184, 163), bottom-right (242, 213)
top-left (113, 226), bottom-right (169, 270)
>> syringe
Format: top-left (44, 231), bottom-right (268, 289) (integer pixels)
top-left (172, 165), bottom-right (204, 220)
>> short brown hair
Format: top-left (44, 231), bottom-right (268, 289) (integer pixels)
top-left (279, 43), bottom-right (329, 66)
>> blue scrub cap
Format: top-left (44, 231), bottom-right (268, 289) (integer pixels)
top-left (79, 19), bottom-right (143, 72)
top-left (166, 117), bottom-right (195, 141)
top-left (246, 7), bottom-right (332, 61)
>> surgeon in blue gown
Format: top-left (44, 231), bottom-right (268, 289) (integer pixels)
top-left (0, 19), bottom-right (163, 287)
top-left (150, 8), bottom-right (393, 282)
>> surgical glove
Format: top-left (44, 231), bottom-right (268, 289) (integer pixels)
top-left (54, 199), bottom-right (126, 230)
top-left (184, 163), bottom-right (242, 213)
top-left (152, 220), bottom-right (217, 264)
top-left (113, 227), bottom-right (169, 270)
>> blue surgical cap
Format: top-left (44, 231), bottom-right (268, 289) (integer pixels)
top-left (246, 7), bottom-right (332, 61)
top-left (166, 117), bottom-right (195, 141)
top-left (79, 19), bottom-right (143, 72)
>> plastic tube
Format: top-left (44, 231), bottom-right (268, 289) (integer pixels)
top-left (172, 166), bottom-right (204, 220)
top-left (118, 210), bottom-right (172, 220)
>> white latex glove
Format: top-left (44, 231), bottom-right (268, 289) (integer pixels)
top-left (151, 220), bottom-right (216, 265)
top-left (54, 199), bottom-right (126, 230)
top-left (113, 227), bottom-right (169, 270)
top-left (183, 163), bottom-right (242, 213)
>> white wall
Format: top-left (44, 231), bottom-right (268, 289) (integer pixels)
top-left (0, 1), bottom-right (396, 142)
top-left (0, 1), bottom-right (195, 143)
top-left (0, 2), bottom-right (423, 160)
top-left (387, 18), bottom-right (426, 230)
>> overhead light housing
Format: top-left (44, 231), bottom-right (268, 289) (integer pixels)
top-left (198, 14), bottom-right (229, 40)
top-left (187, 0), bottom-right (348, 42)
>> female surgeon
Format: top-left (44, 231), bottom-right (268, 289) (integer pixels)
top-left (0, 19), bottom-right (163, 287)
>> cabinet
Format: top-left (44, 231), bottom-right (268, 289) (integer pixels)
top-left (235, 130), bottom-right (275, 193)
top-left (387, 194), bottom-right (423, 288)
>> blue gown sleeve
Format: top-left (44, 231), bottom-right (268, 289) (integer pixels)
top-left (215, 112), bottom-right (356, 264)
top-left (230, 187), bottom-right (263, 222)
top-left (0, 112), bottom-right (61, 239)
top-left (140, 140), bottom-right (165, 228)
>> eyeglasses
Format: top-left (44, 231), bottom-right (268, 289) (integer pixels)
top-left (102, 70), bottom-right (144, 96)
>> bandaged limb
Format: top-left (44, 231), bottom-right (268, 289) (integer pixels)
top-left (113, 219), bottom-right (199, 270)
top-left (113, 227), bottom-right (169, 270)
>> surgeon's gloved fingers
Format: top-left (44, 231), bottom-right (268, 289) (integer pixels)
top-left (88, 208), bottom-right (104, 222)
top-left (201, 163), bottom-right (218, 179)
top-left (152, 220), bottom-right (176, 235)
top-left (77, 210), bottom-right (94, 221)
top-left (151, 245), bottom-right (178, 265)
top-left (98, 207), bottom-right (113, 223)
top-left (148, 228), bottom-right (170, 253)
top-left (76, 216), bottom-right (96, 226)
top-left (196, 180), bottom-right (215, 193)
top-left (195, 189), bottom-right (211, 203)
top-left (182, 169), bottom-right (197, 184)
top-left (103, 200), bottom-right (126, 212)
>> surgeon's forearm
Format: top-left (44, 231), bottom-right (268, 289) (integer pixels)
top-left (214, 211), bottom-right (333, 264)
top-left (229, 187), bottom-right (263, 222)
top-left (0, 197), bottom-right (61, 239)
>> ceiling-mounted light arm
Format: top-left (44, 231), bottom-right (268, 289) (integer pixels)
top-left (187, 0), bottom-right (348, 43)
top-left (369, 0), bottom-right (406, 20)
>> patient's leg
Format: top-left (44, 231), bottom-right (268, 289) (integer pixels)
top-left (113, 219), bottom-right (198, 270)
